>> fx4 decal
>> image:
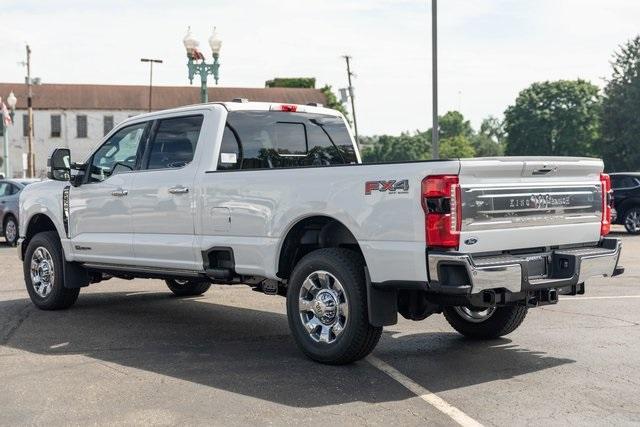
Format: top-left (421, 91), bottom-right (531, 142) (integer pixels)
top-left (365, 179), bottom-right (410, 195)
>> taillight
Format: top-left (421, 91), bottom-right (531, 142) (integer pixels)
top-left (422, 175), bottom-right (461, 249)
top-left (600, 173), bottom-right (612, 236)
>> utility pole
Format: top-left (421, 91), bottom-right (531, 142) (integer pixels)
top-left (140, 58), bottom-right (163, 112)
top-left (431, 0), bottom-right (439, 159)
top-left (342, 55), bottom-right (359, 145)
top-left (26, 45), bottom-right (35, 177)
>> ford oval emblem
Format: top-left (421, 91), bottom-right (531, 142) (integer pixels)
top-left (464, 237), bottom-right (478, 245)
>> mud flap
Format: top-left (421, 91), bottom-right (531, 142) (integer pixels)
top-left (365, 267), bottom-right (398, 327)
top-left (63, 260), bottom-right (90, 289)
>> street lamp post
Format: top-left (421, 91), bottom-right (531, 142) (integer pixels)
top-left (183, 27), bottom-right (222, 103)
top-left (1, 91), bottom-right (17, 178)
top-left (140, 58), bottom-right (163, 112)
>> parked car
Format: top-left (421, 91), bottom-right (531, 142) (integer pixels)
top-left (0, 179), bottom-right (40, 246)
top-left (17, 101), bottom-right (623, 364)
top-left (610, 173), bottom-right (640, 234)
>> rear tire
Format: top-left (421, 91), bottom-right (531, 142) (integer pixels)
top-left (165, 279), bottom-right (211, 297)
top-left (4, 215), bottom-right (18, 247)
top-left (23, 231), bottom-right (80, 310)
top-left (443, 305), bottom-right (527, 339)
top-left (286, 248), bottom-right (382, 365)
top-left (623, 207), bottom-right (640, 234)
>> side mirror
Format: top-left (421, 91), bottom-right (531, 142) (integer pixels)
top-left (47, 148), bottom-right (71, 181)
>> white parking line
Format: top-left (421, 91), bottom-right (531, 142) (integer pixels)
top-left (562, 295), bottom-right (640, 301)
top-left (367, 356), bottom-right (484, 427)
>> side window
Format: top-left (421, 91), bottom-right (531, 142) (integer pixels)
top-left (51, 115), bottom-right (62, 138)
top-left (146, 115), bottom-right (203, 170)
top-left (612, 176), bottom-right (639, 189)
top-left (225, 111), bottom-right (356, 170)
top-left (88, 122), bottom-right (147, 183)
top-left (0, 183), bottom-right (8, 197)
top-left (217, 126), bottom-right (241, 171)
top-left (77, 115), bottom-right (88, 138)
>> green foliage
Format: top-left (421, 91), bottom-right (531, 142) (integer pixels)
top-left (440, 135), bottom-right (476, 158)
top-left (471, 116), bottom-right (505, 156)
top-left (360, 132), bottom-right (430, 163)
top-left (503, 80), bottom-right (602, 156)
top-left (361, 110), bottom-right (502, 162)
top-left (439, 111), bottom-right (473, 140)
top-left (265, 77), bottom-right (316, 89)
top-left (320, 85), bottom-right (350, 120)
top-left (600, 36), bottom-right (640, 172)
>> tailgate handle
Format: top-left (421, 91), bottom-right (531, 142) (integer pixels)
top-left (532, 168), bottom-right (553, 175)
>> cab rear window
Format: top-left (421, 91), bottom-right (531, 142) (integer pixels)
top-left (217, 111), bottom-right (357, 170)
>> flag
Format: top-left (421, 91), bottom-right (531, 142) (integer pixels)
top-left (1, 102), bottom-right (12, 126)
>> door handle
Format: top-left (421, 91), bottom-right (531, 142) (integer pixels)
top-left (168, 186), bottom-right (189, 194)
top-left (111, 189), bottom-right (128, 197)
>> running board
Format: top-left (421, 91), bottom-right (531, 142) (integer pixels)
top-left (82, 263), bottom-right (203, 279)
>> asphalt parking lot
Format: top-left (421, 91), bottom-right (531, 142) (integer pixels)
top-left (1, 228), bottom-right (639, 426)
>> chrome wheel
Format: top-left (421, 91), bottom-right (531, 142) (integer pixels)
top-left (298, 271), bottom-right (349, 344)
top-left (30, 247), bottom-right (55, 298)
top-left (5, 219), bottom-right (17, 244)
top-left (453, 306), bottom-right (496, 323)
top-left (625, 210), bottom-right (640, 233)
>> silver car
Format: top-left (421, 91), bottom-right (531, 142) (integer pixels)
top-left (0, 179), bottom-right (39, 246)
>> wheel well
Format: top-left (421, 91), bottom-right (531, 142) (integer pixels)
top-left (277, 216), bottom-right (363, 280)
top-left (22, 214), bottom-right (59, 258)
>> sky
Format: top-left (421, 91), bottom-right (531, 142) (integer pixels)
top-left (1, 0), bottom-right (639, 136)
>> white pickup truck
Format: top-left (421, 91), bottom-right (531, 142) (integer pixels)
top-left (18, 101), bottom-right (623, 364)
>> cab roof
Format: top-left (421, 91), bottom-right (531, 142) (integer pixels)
top-left (123, 100), bottom-right (343, 123)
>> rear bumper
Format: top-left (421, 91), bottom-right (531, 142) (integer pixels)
top-left (426, 237), bottom-right (622, 296)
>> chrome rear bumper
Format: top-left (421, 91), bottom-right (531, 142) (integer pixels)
top-left (427, 237), bottom-right (622, 295)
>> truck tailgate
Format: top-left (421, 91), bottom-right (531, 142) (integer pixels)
top-left (458, 157), bottom-right (604, 254)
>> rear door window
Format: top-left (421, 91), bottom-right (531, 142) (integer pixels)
top-left (145, 115), bottom-right (203, 170)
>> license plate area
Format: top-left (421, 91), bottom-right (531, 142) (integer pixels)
top-left (526, 256), bottom-right (548, 279)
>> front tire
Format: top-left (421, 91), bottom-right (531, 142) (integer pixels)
top-left (4, 215), bottom-right (18, 246)
top-left (286, 248), bottom-right (382, 365)
top-left (23, 231), bottom-right (80, 310)
top-left (165, 279), bottom-right (211, 297)
top-left (623, 207), bottom-right (640, 234)
top-left (443, 305), bottom-right (527, 339)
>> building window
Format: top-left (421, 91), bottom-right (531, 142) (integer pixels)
top-left (51, 115), bottom-right (62, 138)
top-left (23, 114), bottom-right (31, 137)
top-left (77, 115), bottom-right (88, 138)
top-left (103, 115), bottom-right (114, 136)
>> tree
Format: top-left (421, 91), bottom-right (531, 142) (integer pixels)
top-left (265, 77), bottom-right (316, 88)
top-left (503, 80), bottom-right (601, 157)
top-left (471, 116), bottom-right (505, 157)
top-left (440, 135), bottom-right (476, 158)
top-left (439, 111), bottom-right (473, 140)
top-left (360, 132), bottom-right (430, 163)
top-left (601, 36), bottom-right (640, 172)
top-left (320, 84), bottom-right (350, 120)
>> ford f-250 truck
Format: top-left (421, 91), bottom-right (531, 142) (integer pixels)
top-left (18, 101), bottom-right (623, 364)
